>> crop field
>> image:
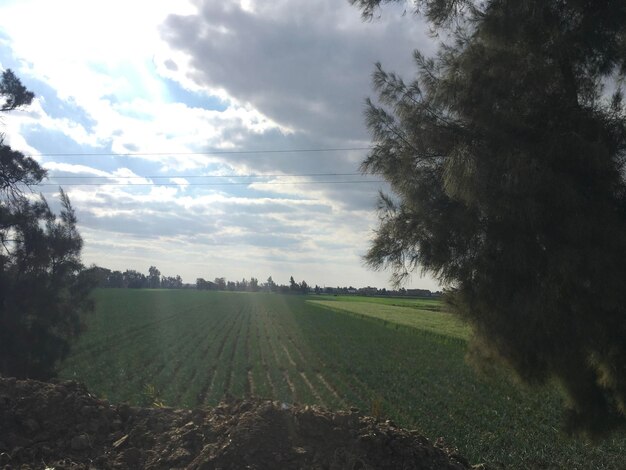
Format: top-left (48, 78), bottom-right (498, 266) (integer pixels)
top-left (60, 289), bottom-right (626, 469)
top-left (314, 294), bottom-right (443, 311)
top-left (309, 298), bottom-right (470, 339)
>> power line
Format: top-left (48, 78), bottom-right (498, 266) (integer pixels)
top-left (48, 172), bottom-right (363, 179)
top-left (29, 147), bottom-right (372, 158)
top-left (36, 180), bottom-right (385, 187)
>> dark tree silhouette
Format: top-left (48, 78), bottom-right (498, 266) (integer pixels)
top-left (214, 277), bottom-right (226, 290)
top-left (0, 69), bottom-right (34, 112)
top-left (353, 0), bottom-right (626, 436)
top-left (148, 265), bottom-right (161, 289)
top-left (123, 269), bottom-right (146, 289)
top-left (0, 70), bottom-right (93, 379)
top-left (249, 277), bottom-right (259, 292)
top-left (196, 278), bottom-right (215, 290)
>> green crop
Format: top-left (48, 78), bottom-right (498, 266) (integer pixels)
top-left (59, 289), bottom-right (626, 469)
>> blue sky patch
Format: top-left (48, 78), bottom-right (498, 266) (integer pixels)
top-left (162, 76), bottom-right (227, 111)
top-left (0, 38), bottom-right (97, 132)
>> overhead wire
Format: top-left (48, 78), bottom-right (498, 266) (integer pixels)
top-left (28, 146), bottom-right (372, 158)
top-left (47, 172), bottom-right (364, 179)
top-left (36, 180), bottom-right (384, 187)
top-left (30, 146), bottom-right (383, 186)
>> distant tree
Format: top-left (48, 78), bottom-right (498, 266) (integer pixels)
top-left (300, 280), bottom-right (309, 295)
top-left (289, 276), bottom-right (297, 292)
top-left (123, 270), bottom-right (146, 289)
top-left (214, 277), bottom-right (226, 290)
top-left (0, 70), bottom-right (93, 379)
top-left (314, 285), bottom-right (321, 295)
top-left (148, 266), bottom-right (161, 289)
top-left (108, 270), bottom-right (124, 288)
top-left (249, 277), bottom-right (259, 292)
top-left (353, 0), bottom-right (626, 436)
top-left (265, 276), bottom-right (276, 292)
top-left (82, 265), bottom-right (112, 287)
top-left (161, 275), bottom-right (183, 289)
top-left (226, 281), bottom-right (236, 291)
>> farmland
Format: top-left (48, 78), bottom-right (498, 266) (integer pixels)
top-left (60, 289), bottom-right (626, 469)
top-left (309, 297), bottom-right (470, 339)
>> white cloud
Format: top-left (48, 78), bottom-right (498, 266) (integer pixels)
top-left (42, 162), bottom-right (110, 176)
top-left (0, 0), bottom-right (441, 290)
top-left (170, 177), bottom-right (189, 189)
top-left (161, 0), bottom-right (434, 140)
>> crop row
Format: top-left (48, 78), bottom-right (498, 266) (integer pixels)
top-left (59, 289), bottom-right (626, 469)
top-left (60, 290), bottom-right (345, 408)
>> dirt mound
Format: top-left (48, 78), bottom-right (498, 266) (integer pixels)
top-left (0, 376), bottom-right (473, 469)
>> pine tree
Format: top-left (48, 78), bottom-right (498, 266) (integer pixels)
top-left (0, 70), bottom-right (93, 379)
top-left (353, 0), bottom-right (626, 436)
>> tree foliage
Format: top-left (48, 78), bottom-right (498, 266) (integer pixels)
top-left (148, 265), bottom-right (161, 289)
top-left (354, 0), bottom-right (626, 436)
top-left (0, 69), bottom-right (34, 112)
top-left (0, 70), bottom-right (93, 380)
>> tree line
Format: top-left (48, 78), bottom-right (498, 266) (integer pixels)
top-left (85, 265), bottom-right (183, 289)
top-left (85, 265), bottom-right (439, 297)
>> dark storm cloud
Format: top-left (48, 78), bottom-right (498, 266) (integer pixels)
top-left (160, 1), bottom-right (431, 214)
top-left (161, 0), bottom-right (433, 142)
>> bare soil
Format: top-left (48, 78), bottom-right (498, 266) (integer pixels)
top-left (0, 376), bottom-right (475, 469)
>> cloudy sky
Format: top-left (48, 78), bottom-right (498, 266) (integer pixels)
top-left (0, 0), bottom-right (440, 289)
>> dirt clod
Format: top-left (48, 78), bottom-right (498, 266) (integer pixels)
top-left (0, 376), bottom-right (474, 469)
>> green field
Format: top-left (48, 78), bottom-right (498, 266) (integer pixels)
top-left (60, 289), bottom-right (626, 469)
top-left (313, 294), bottom-right (443, 311)
top-left (308, 298), bottom-right (470, 340)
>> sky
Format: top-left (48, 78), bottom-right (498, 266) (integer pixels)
top-left (0, 0), bottom-right (440, 290)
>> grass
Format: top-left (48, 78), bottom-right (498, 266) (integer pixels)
top-left (59, 289), bottom-right (626, 469)
top-left (308, 298), bottom-right (470, 340)
top-left (313, 294), bottom-right (442, 311)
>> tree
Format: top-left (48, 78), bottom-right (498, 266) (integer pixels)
top-left (238, 278), bottom-right (249, 291)
top-left (0, 71), bottom-right (44, 196)
top-left (0, 70), bottom-right (93, 378)
top-left (108, 270), bottom-right (124, 288)
top-left (196, 278), bottom-right (213, 290)
top-left (0, 69), bottom-right (34, 113)
top-left (249, 277), bottom-right (259, 292)
top-left (162, 274), bottom-right (183, 289)
top-left (289, 276), bottom-right (297, 292)
top-left (353, 0), bottom-right (626, 436)
top-left (123, 269), bottom-right (146, 288)
top-left (214, 277), bottom-right (226, 290)
top-left (265, 276), bottom-right (276, 292)
top-left (82, 265), bottom-right (112, 287)
top-left (148, 265), bottom-right (161, 289)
